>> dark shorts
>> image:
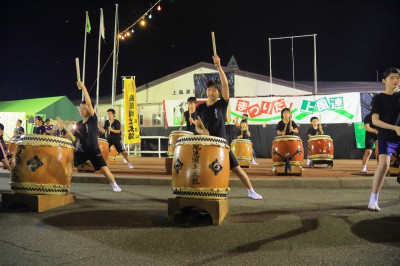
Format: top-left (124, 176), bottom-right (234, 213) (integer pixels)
top-left (365, 134), bottom-right (377, 150)
top-left (229, 150), bottom-right (240, 169)
top-left (377, 139), bottom-right (400, 157)
top-left (108, 138), bottom-right (125, 153)
top-left (74, 150), bottom-right (107, 171)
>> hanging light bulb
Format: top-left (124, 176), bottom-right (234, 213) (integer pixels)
top-left (157, 3), bottom-right (161, 11)
top-left (126, 32), bottom-right (131, 37)
top-left (131, 29), bottom-right (135, 33)
top-left (118, 34), bottom-right (123, 39)
top-left (148, 12), bottom-right (152, 19)
top-left (140, 17), bottom-right (146, 26)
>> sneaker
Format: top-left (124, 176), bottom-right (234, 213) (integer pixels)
top-left (306, 159), bottom-right (311, 167)
top-left (128, 163), bottom-right (135, 169)
top-left (272, 166), bottom-right (276, 172)
top-left (360, 169), bottom-right (368, 174)
top-left (111, 183), bottom-right (122, 192)
top-left (251, 159), bottom-right (259, 165)
top-left (123, 158), bottom-right (128, 163)
top-left (247, 189), bottom-right (263, 200)
top-left (367, 202), bottom-right (380, 211)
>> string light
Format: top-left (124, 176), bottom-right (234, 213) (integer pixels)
top-left (118, 0), bottom-right (163, 41)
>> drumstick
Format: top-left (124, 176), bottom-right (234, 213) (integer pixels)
top-left (211, 31), bottom-right (217, 56)
top-left (197, 117), bottom-right (208, 134)
top-left (189, 112), bottom-right (192, 125)
top-left (75, 58), bottom-right (82, 90)
top-left (56, 116), bottom-right (76, 142)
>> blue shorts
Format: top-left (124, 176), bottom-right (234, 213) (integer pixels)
top-left (377, 139), bottom-right (400, 156)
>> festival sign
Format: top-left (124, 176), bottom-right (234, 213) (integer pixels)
top-left (163, 92), bottom-right (361, 126)
top-left (123, 78), bottom-right (141, 144)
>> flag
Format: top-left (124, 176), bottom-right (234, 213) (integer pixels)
top-left (124, 78), bottom-right (141, 144)
top-left (86, 13), bottom-right (91, 34)
top-left (100, 8), bottom-right (105, 40)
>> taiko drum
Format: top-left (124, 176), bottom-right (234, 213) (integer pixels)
top-left (231, 139), bottom-right (252, 163)
top-left (10, 134), bottom-right (74, 195)
top-left (167, 130), bottom-right (193, 157)
top-left (272, 136), bottom-right (304, 167)
top-left (172, 135), bottom-right (230, 199)
top-left (307, 135), bottom-right (334, 160)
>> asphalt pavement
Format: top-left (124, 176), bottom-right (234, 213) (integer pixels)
top-left (1, 175), bottom-right (399, 265)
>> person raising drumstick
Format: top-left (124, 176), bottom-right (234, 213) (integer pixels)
top-left (276, 108), bottom-right (299, 136)
top-left (194, 55), bottom-right (262, 200)
top-left (73, 81), bottom-right (122, 192)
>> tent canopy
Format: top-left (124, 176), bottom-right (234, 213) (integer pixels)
top-left (0, 96), bottom-right (81, 121)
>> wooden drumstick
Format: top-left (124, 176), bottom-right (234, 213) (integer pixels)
top-left (75, 58), bottom-right (82, 90)
top-left (289, 115), bottom-right (292, 130)
top-left (189, 111), bottom-right (192, 125)
top-left (211, 31), bottom-right (217, 56)
top-left (56, 116), bottom-right (76, 142)
top-left (197, 116), bottom-right (208, 135)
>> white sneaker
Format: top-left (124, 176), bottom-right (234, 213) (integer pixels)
top-left (307, 159), bottom-right (311, 167)
top-left (128, 163), bottom-right (135, 169)
top-left (248, 189), bottom-right (263, 200)
top-left (368, 202), bottom-right (380, 211)
top-left (111, 183), bottom-right (121, 192)
top-left (251, 159), bottom-right (259, 165)
top-left (272, 166), bottom-right (276, 172)
top-left (123, 158), bottom-right (128, 163)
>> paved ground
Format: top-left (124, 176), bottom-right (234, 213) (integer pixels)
top-left (1, 176), bottom-right (399, 265)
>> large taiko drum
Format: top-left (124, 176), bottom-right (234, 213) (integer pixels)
top-left (307, 135), bottom-right (334, 160)
top-left (167, 130), bottom-right (193, 157)
top-left (231, 139), bottom-right (252, 164)
top-left (10, 134), bottom-right (74, 195)
top-left (172, 135), bottom-right (230, 199)
top-left (272, 136), bottom-right (304, 167)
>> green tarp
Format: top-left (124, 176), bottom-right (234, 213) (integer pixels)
top-left (0, 96), bottom-right (81, 121)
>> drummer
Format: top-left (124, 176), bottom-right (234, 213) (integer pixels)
top-left (100, 108), bottom-right (135, 169)
top-left (0, 122), bottom-right (11, 171)
top-left (74, 81), bottom-right (122, 192)
top-left (180, 96), bottom-right (198, 134)
top-left (306, 116), bottom-right (324, 166)
top-left (276, 108), bottom-right (299, 136)
top-left (194, 54), bottom-right (262, 200)
top-left (33, 116), bottom-right (46, 134)
top-left (11, 119), bottom-right (25, 140)
top-left (360, 111), bottom-right (378, 173)
top-left (237, 120), bottom-right (258, 165)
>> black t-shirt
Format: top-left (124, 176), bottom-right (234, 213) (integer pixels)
top-left (45, 124), bottom-right (53, 135)
top-left (196, 97), bottom-right (228, 139)
top-left (277, 120), bottom-right (298, 135)
top-left (104, 119), bottom-right (122, 140)
top-left (371, 92), bottom-right (400, 141)
top-left (239, 129), bottom-right (250, 139)
top-left (307, 127), bottom-right (320, 136)
top-left (363, 112), bottom-right (377, 138)
top-left (14, 126), bottom-right (24, 135)
top-left (56, 128), bottom-right (67, 137)
top-left (33, 125), bottom-right (46, 134)
top-left (184, 110), bottom-right (199, 134)
top-left (74, 114), bottom-right (100, 152)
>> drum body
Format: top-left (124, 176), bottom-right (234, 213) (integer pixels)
top-left (231, 139), bottom-right (252, 164)
top-left (8, 138), bottom-right (18, 155)
top-left (272, 136), bottom-right (304, 167)
top-left (10, 134), bottom-right (74, 195)
top-left (98, 138), bottom-right (110, 161)
top-left (172, 135), bottom-right (230, 199)
top-left (307, 135), bottom-right (334, 160)
top-left (167, 130), bottom-right (193, 157)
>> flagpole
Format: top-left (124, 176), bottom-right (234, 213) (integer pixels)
top-left (96, 8), bottom-right (103, 113)
top-left (82, 11), bottom-right (89, 101)
top-left (111, 4), bottom-right (118, 109)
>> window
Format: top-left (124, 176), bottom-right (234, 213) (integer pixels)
top-left (139, 114), bottom-right (144, 126)
top-left (152, 114), bottom-right (161, 125)
top-left (186, 89), bottom-right (191, 94)
top-left (179, 90), bottom-right (184, 95)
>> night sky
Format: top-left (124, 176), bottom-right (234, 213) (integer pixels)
top-left (1, 0), bottom-right (399, 102)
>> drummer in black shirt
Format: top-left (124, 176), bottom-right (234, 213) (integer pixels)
top-left (180, 96), bottom-right (198, 134)
top-left (33, 116), bottom-right (46, 134)
top-left (194, 55), bottom-right (262, 200)
top-left (74, 81), bottom-right (121, 192)
top-left (306, 116), bottom-right (324, 166)
top-left (276, 108), bottom-right (299, 136)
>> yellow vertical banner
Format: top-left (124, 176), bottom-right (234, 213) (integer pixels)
top-left (123, 77), bottom-right (141, 144)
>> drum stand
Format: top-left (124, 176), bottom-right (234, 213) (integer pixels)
top-left (273, 148), bottom-right (303, 175)
top-left (165, 157), bottom-right (173, 175)
top-left (1, 193), bottom-right (76, 212)
top-left (168, 198), bottom-right (229, 225)
top-left (309, 159), bottom-right (334, 168)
